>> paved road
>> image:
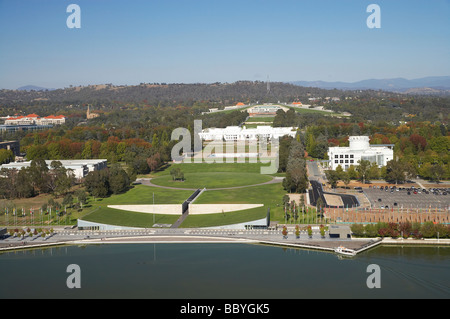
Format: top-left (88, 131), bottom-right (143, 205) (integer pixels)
top-left (307, 161), bottom-right (321, 180)
top-left (0, 227), bottom-right (377, 253)
top-left (310, 180), bottom-right (359, 208)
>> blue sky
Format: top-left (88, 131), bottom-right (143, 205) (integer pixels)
top-left (0, 0), bottom-right (449, 89)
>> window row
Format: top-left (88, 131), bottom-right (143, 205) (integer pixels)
top-left (334, 154), bottom-right (354, 159)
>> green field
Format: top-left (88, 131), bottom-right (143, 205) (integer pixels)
top-left (152, 162), bottom-right (271, 176)
top-left (1, 160), bottom-right (302, 229)
top-left (291, 107), bottom-right (347, 117)
top-left (81, 161), bottom-right (294, 228)
top-left (180, 206), bottom-right (267, 228)
top-left (82, 206), bottom-right (180, 227)
top-left (150, 172), bottom-right (273, 189)
top-left (245, 117), bottom-right (275, 122)
top-left (79, 184), bottom-right (192, 227)
top-left (187, 182), bottom-right (287, 226)
top-left (99, 184), bottom-right (193, 205)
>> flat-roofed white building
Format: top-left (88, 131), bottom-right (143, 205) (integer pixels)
top-left (327, 136), bottom-right (393, 170)
top-left (0, 159), bottom-right (107, 179)
top-left (198, 126), bottom-right (297, 142)
top-left (247, 104), bottom-right (288, 117)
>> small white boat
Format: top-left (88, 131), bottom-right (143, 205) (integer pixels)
top-left (334, 246), bottom-right (357, 257)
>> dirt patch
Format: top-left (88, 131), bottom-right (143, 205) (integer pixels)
top-left (287, 194), bottom-right (306, 205)
top-left (323, 194), bottom-right (343, 206)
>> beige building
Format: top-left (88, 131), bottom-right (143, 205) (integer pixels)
top-left (4, 113), bottom-right (66, 126)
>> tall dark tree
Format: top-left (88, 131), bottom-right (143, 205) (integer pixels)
top-left (108, 164), bottom-right (131, 194)
top-left (84, 170), bottom-right (109, 198)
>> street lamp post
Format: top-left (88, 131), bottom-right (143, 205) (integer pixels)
top-left (153, 192), bottom-right (155, 226)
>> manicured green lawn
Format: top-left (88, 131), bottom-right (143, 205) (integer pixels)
top-left (195, 183), bottom-right (284, 204)
top-left (152, 162), bottom-right (271, 176)
top-left (291, 107), bottom-right (347, 117)
top-left (82, 163), bottom-right (293, 228)
top-left (82, 206), bottom-right (179, 227)
top-left (150, 172), bottom-right (272, 189)
top-left (79, 184), bottom-right (193, 228)
top-left (192, 182), bottom-right (288, 226)
top-left (180, 206), bottom-right (267, 228)
top-left (245, 117), bottom-right (275, 122)
top-left (97, 184), bottom-right (193, 205)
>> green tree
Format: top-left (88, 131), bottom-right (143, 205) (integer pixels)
top-left (108, 164), bottom-right (131, 194)
top-left (384, 160), bottom-right (406, 184)
top-left (429, 164), bottom-right (445, 182)
top-left (170, 167), bottom-right (185, 181)
top-left (74, 189), bottom-right (87, 207)
top-left (347, 165), bottom-right (358, 180)
top-left (49, 161), bottom-right (75, 197)
top-left (16, 168), bottom-right (35, 198)
top-left (0, 149), bottom-right (14, 165)
top-left (341, 171), bottom-right (351, 188)
top-left (62, 193), bottom-right (73, 209)
top-left (356, 159), bottom-right (371, 184)
top-left (84, 170), bottom-right (109, 198)
top-left (27, 159), bottom-right (49, 194)
top-left (325, 170), bottom-right (340, 188)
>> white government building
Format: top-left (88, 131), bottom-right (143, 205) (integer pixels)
top-left (198, 126), bottom-right (297, 141)
top-left (0, 159), bottom-right (107, 179)
top-left (327, 136), bottom-right (394, 170)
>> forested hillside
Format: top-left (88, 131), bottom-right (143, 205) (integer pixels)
top-left (1, 81), bottom-right (448, 124)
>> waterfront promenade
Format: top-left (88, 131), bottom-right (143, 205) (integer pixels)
top-left (1, 226), bottom-right (449, 254)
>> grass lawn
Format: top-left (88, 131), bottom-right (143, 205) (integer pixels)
top-left (83, 166), bottom-right (290, 228)
top-left (245, 117), bottom-right (275, 122)
top-left (95, 184), bottom-right (193, 205)
top-left (243, 124), bottom-right (271, 129)
top-left (180, 206), bottom-right (267, 228)
top-left (1, 160), bottom-right (312, 229)
top-left (82, 206), bottom-right (179, 228)
top-left (151, 162), bottom-right (272, 176)
top-left (192, 182), bottom-right (288, 226)
top-left (78, 184), bottom-right (193, 227)
top-left (195, 183), bottom-right (284, 205)
top-left (291, 107), bottom-right (347, 117)
top-left (150, 172), bottom-right (273, 189)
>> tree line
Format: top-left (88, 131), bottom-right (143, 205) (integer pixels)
top-left (301, 120), bottom-right (449, 182)
top-left (0, 159), bottom-right (75, 199)
top-left (350, 221), bottom-right (450, 239)
top-left (278, 135), bottom-right (309, 193)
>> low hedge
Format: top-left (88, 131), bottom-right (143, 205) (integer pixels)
top-left (350, 222), bottom-right (450, 239)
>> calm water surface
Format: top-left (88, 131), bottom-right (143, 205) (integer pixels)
top-left (0, 243), bottom-right (449, 299)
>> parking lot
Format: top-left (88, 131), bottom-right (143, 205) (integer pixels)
top-left (323, 185), bottom-right (450, 224)
top-left (364, 185), bottom-right (450, 210)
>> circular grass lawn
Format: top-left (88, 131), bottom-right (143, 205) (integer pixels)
top-left (150, 172), bottom-right (273, 189)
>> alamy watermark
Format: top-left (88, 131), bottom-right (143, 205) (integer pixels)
top-left (66, 4), bottom-right (81, 29)
top-left (367, 4), bottom-right (381, 29)
top-left (66, 264), bottom-right (81, 289)
top-left (366, 264), bottom-right (381, 288)
top-left (65, 4), bottom-right (380, 30)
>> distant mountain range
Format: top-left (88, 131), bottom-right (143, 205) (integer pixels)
top-left (290, 76), bottom-right (450, 93)
top-left (13, 76), bottom-right (450, 95)
top-left (17, 85), bottom-right (56, 91)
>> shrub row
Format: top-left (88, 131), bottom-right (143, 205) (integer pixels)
top-left (350, 222), bottom-right (450, 239)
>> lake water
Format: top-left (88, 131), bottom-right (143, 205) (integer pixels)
top-left (0, 243), bottom-right (449, 299)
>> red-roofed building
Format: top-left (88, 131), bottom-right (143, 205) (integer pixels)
top-left (4, 113), bottom-right (66, 126)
